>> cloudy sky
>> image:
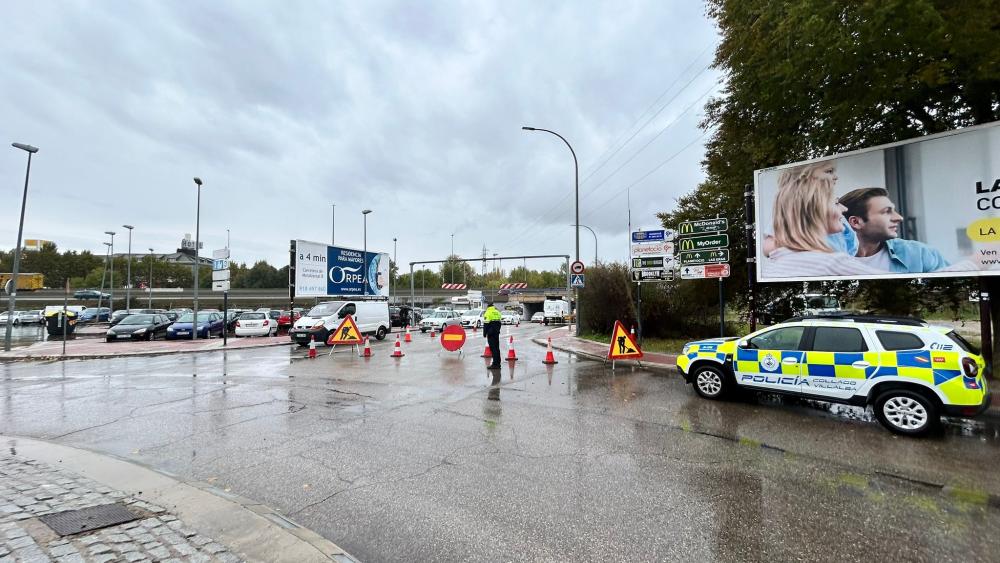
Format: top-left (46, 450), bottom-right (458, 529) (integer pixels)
top-left (1, 1), bottom-right (721, 274)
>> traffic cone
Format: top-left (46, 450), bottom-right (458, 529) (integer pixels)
top-left (481, 344), bottom-right (492, 358)
top-left (308, 336), bottom-right (317, 359)
top-left (506, 335), bottom-right (518, 362)
top-left (472, 323), bottom-right (478, 334)
top-left (360, 336), bottom-right (372, 358)
top-left (430, 326), bottom-right (436, 339)
top-left (543, 336), bottom-right (558, 364)
top-left (404, 326), bottom-right (412, 343)
top-left (391, 334), bottom-right (405, 358)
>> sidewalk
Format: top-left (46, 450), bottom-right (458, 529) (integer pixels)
top-left (0, 337), bottom-right (294, 362)
top-left (0, 435), bottom-right (355, 562)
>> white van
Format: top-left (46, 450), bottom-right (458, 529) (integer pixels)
top-left (290, 300), bottom-right (390, 346)
top-left (543, 299), bottom-right (570, 325)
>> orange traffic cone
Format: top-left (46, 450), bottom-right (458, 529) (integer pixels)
top-left (481, 344), bottom-right (492, 358)
top-left (472, 324), bottom-right (478, 334)
top-left (308, 336), bottom-right (317, 359)
top-left (404, 326), bottom-right (412, 343)
top-left (543, 336), bottom-right (558, 364)
top-left (430, 326), bottom-right (436, 339)
top-left (360, 336), bottom-right (372, 358)
top-left (506, 335), bottom-right (518, 362)
top-left (391, 334), bottom-right (405, 358)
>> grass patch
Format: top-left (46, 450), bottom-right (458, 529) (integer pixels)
top-left (578, 331), bottom-right (696, 355)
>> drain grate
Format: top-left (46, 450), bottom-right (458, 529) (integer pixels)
top-left (39, 503), bottom-right (140, 536)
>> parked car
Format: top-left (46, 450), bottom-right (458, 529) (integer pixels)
top-left (677, 315), bottom-right (990, 436)
top-left (165, 312), bottom-right (225, 339)
top-left (30, 310), bottom-right (46, 324)
top-left (110, 309), bottom-right (158, 326)
top-left (0, 311), bottom-right (32, 325)
top-left (501, 311), bottom-right (520, 325)
top-left (277, 310), bottom-right (300, 329)
top-left (419, 310), bottom-right (462, 332)
top-left (390, 306), bottom-right (419, 327)
top-left (224, 310), bottom-right (246, 331)
top-left (74, 289), bottom-right (110, 300)
top-left (78, 307), bottom-right (111, 323)
top-left (460, 309), bottom-right (484, 329)
top-left (234, 312), bottom-right (278, 337)
top-left (105, 314), bottom-right (173, 342)
top-left (531, 312), bottom-right (545, 323)
top-left (164, 311), bottom-right (181, 322)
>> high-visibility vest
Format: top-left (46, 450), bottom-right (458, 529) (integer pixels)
top-left (484, 306), bottom-right (502, 322)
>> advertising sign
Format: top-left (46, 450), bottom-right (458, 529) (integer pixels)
top-left (631, 270), bottom-right (672, 282)
top-left (755, 121), bottom-right (1000, 282)
top-left (677, 234), bottom-right (728, 252)
top-left (679, 218), bottom-right (728, 235)
top-left (293, 239), bottom-right (390, 297)
top-left (631, 256), bottom-right (668, 270)
top-left (630, 241), bottom-right (674, 256)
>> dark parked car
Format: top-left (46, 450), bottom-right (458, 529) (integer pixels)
top-left (110, 309), bottom-right (158, 326)
top-left (105, 314), bottom-right (172, 341)
top-left (79, 307), bottom-right (111, 323)
top-left (390, 306), bottom-right (418, 327)
top-left (74, 289), bottom-right (111, 300)
top-left (165, 312), bottom-right (225, 339)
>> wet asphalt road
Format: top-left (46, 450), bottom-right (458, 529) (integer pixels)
top-left (1, 324), bottom-right (999, 562)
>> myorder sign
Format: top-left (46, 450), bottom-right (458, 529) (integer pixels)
top-left (677, 234), bottom-right (729, 252)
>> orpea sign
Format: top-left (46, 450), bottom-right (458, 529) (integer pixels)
top-left (292, 239), bottom-right (389, 297)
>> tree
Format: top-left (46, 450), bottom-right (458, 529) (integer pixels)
top-left (439, 255), bottom-right (477, 285)
top-left (660, 0), bottom-right (1000, 353)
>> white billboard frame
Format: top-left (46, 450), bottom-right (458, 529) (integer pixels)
top-left (754, 120), bottom-right (1000, 283)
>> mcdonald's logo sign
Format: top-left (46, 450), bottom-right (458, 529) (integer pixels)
top-left (678, 218), bottom-right (728, 235)
top-left (676, 234), bottom-right (729, 251)
top-left (680, 222), bottom-right (694, 234)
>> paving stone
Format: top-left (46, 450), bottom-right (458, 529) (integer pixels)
top-left (8, 535), bottom-right (36, 549)
top-left (147, 546), bottom-right (171, 559)
top-left (202, 542), bottom-right (227, 554)
top-left (55, 555), bottom-right (85, 563)
top-left (16, 547), bottom-right (49, 563)
top-left (171, 543), bottom-right (197, 556)
top-left (133, 532), bottom-right (155, 543)
top-left (88, 543), bottom-right (113, 554)
top-left (89, 554), bottom-right (116, 563)
top-left (106, 533), bottom-right (131, 544)
top-left (190, 535), bottom-right (212, 546)
top-left (5, 527), bottom-right (27, 539)
top-left (161, 534), bottom-right (186, 547)
top-left (215, 553), bottom-right (243, 563)
top-left (78, 535), bottom-right (101, 546)
top-left (122, 552), bottom-right (145, 562)
top-left (158, 515), bottom-right (177, 522)
top-left (48, 543), bottom-right (78, 557)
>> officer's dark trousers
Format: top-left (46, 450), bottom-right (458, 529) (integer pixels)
top-left (486, 323), bottom-right (501, 367)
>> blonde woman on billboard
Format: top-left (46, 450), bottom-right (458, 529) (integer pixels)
top-left (762, 171), bottom-right (884, 278)
top-left (762, 161), bottom-right (857, 257)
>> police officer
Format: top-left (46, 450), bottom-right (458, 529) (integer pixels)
top-left (483, 301), bottom-right (503, 370)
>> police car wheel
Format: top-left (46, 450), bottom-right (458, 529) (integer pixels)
top-left (692, 365), bottom-right (728, 400)
top-left (874, 390), bottom-right (938, 436)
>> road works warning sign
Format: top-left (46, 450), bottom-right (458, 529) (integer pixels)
top-left (327, 315), bottom-right (363, 345)
top-left (607, 320), bottom-right (643, 360)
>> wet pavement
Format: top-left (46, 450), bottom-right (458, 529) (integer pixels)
top-left (0, 324), bottom-right (998, 562)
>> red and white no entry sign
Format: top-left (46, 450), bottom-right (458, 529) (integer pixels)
top-left (440, 324), bottom-right (467, 352)
top-left (570, 261), bottom-right (585, 275)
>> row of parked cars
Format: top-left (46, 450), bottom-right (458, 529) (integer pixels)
top-left (416, 308), bottom-right (524, 332)
top-left (103, 307), bottom-right (303, 342)
top-left (0, 310), bottom-right (45, 325)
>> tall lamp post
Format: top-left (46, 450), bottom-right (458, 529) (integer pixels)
top-left (572, 224), bottom-right (598, 264)
top-left (97, 241), bottom-right (112, 318)
top-left (147, 248), bottom-right (155, 308)
top-left (3, 142), bottom-right (39, 352)
top-left (392, 237), bottom-right (397, 302)
top-left (122, 224), bottom-right (134, 310)
top-left (192, 177), bottom-right (203, 339)
top-left (362, 209), bottom-right (372, 295)
top-left (522, 126), bottom-right (580, 335)
top-left (104, 231), bottom-right (116, 315)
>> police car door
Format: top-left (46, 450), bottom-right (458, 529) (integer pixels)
top-left (800, 325), bottom-right (872, 400)
top-left (734, 325), bottom-right (807, 394)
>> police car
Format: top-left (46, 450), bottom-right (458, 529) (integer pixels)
top-left (676, 315), bottom-right (990, 436)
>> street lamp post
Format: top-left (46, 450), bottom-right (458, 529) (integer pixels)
top-left (105, 231), bottom-right (116, 316)
top-left (572, 224), bottom-right (598, 264)
top-left (392, 237), bottom-right (397, 302)
top-left (148, 248), bottom-right (154, 308)
top-left (523, 126), bottom-right (580, 335)
top-left (3, 142), bottom-right (39, 352)
top-left (122, 225), bottom-right (134, 310)
top-left (193, 177), bottom-right (203, 340)
top-left (362, 209), bottom-right (372, 296)
top-left (97, 241), bottom-right (111, 317)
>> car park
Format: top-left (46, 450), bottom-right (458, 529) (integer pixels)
top-left (460, 309), bottom-right (484, 329)
top-left (73, 289), bottom-right (110, 300)
top-left (166, 312), bottom-right (225, 339)
top-left (235, 311), bottom-right (278, 337)
top-left (105, 314), bottom-right (172, 341)
top-left (676, 315), bottom-right (990, 436)
top-left (531, 312), bottom-right (545, 323)
top-left (419, 310), bottom-right (462, 332)
top-left (290, 300), bottom-right (391, 346)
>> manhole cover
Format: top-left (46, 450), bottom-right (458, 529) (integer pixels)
top-left (39, 503), bottom-right (140, 536)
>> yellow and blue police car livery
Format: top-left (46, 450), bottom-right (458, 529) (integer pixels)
top-left (677, 317), bottom-right (990, 434)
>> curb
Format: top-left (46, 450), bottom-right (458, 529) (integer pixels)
top-left (0, 340), bottom-right (295, 363)
top-left (1, 434), bottom-right (357, 562)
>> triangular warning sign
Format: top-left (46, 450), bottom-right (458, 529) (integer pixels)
top-left (607, 320), bottom-right (643, 360)
top-left (327, 315), bottom-right (363, 345)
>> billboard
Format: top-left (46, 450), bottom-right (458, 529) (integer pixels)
top-left (293, 239), bottom-right (389, 297)
top-left (755, 120), bottom-right (1000, 282)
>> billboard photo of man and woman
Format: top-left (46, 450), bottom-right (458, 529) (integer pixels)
top-left (755, 120), bottom-right (1000, 282)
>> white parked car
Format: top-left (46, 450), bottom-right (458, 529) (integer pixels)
top-left (420, 310), bottom-right (462, 332)
top-left (235, 312), bottom-right (278, 337)
top-left (501, 311), bottom-right (521, 325)
top-left (0, 311), bottom-right (29, 325)
top-left (460, 309), bottom-right (484, 329)
top-left (531, 312), bottom-right (545, 323)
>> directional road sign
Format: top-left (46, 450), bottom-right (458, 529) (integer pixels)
top-left (212, 259), bottom-right (230, 271)
top-left (677, 234), bottom-right (729, 252)
top-left (680, 264), bottom-right (731, 279)
top-left (631, 229), bottom-right (665, 242)
top-left (679, 249), bottom-right (730, 266)
top-left (631, 256), bottom-right (671, 270)
top-left (212, 281), bottom-right (231, 291)
top-left (631, 270), bottom-right (673, 282)
top-left (212, 248), bottom-right (230, 260)
top-left (678, 218), bottom-right (728, 235)
top-left (571, 274), bottom-right (585, 288)
top-left (212, 269), bottom-right (230, 282)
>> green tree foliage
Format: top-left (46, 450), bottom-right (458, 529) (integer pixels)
top-left (659, 0), bottom-right (1000, 334)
